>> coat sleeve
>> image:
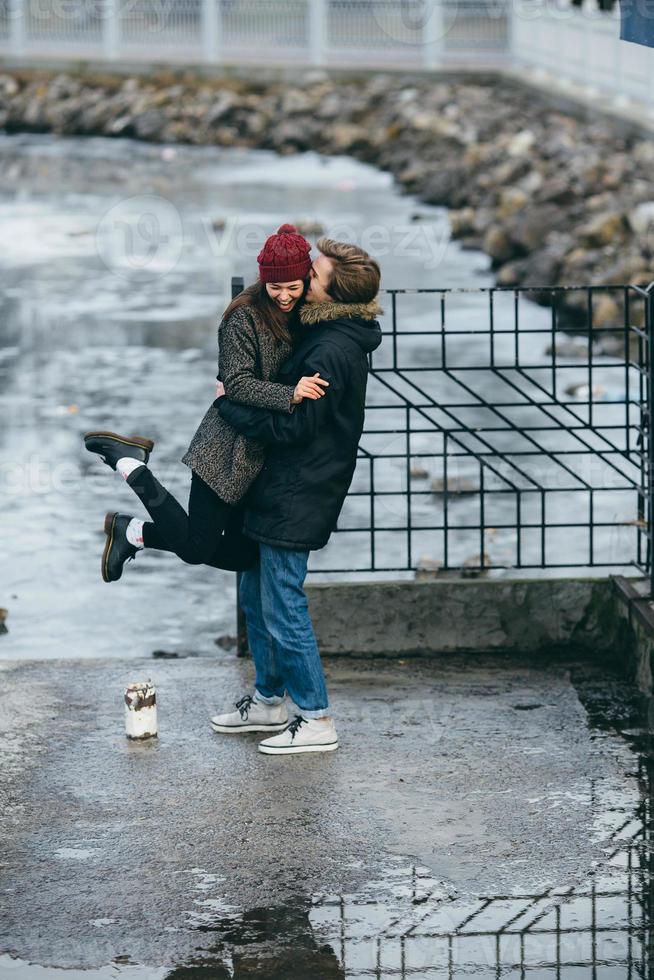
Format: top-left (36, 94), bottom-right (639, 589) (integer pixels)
top-left (216, 341), bottom-right (348, 446)
top-left (218, 310), bottom-right (296, 413)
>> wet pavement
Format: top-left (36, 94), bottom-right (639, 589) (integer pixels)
top-left (0, 653), bottom-right (651, 977)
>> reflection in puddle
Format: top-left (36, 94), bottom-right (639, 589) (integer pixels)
top-left (178, 667), bottom-right (653, 976)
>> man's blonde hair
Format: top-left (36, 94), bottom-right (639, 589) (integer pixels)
top-left (317, 238), bottom-right (381, 305)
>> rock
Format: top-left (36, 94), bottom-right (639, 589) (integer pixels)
top-left (414, 556), bottom-right (443, 579)
top-left (496, 188), bottom-right (528, 219)
top-left (132, 109), bottom-right (165, 140)
top-left (488, 157), bottom-right (531, 187)
top-left (461, 553), bottom-right (492, 577)
top-left (410, 466), bottom-right (429, 479)
top-left (280, 88), bottom-right (314, 115)
top-left (595, 334), bottom-right (626, 356)
top-left (0, 74), bottom-right (19, 96)
top-left (431, 476), bottom-right (477, 496)
top-left (483, 225), bottom-right (514, 265)
top-left (577, 211), bottom-right (627, 248)
top-left (545, 338), bottom-right (593, 358)
top-left (507, 129), bottom-right (535, 157)
top-left (462, 142), bottom-right (494, 167)
top-left (565, 382), bottom-right (607, 400)
top-left (496, 259), bottom-right (529, 286)
top-left (591, 293), bottom-right (621, 328)
top-left (518, 246), bottom-right (564, 286)
top-left (107, 114), bottom-right (135, 137)
top-left (634, 142), bottom-right (654, 167)
top-left (505, 204), bottom-right (565, 253)
top-left (205, 91), bottom-right (239, 126)
top-left (519, 170), bottom-right (544, 195)
top-left (628, 201), bottom-right (654, 237)
top-left (628, 269), bottom-right (654, 286)
top-left (326, 122), bottom-right (369, 153)
top-left (448, 207), bottom-right (477, 237)
top-left (420, 169), bottom-right (466, 207)
top-left (0, 608), bottom-right (7, 636)
top-left (538, 176), bottom-right (576, 206)
top-left (214, 635), bottom-right (237, 650)
top-left (269, 119), bottom-right (309, 151)
top-left (563, 246), bottom-right (596, 272)
top-left (293, 218), bottom-right (325, 236)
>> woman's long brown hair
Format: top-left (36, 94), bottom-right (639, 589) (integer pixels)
top-left (222, 279), bottom-right (305, 345)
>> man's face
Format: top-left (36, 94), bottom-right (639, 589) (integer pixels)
top-left (306, 254), bottom-right (334, 304)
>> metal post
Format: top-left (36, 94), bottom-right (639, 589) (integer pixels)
top-left (230, 276), bottom-right (249, 658)
top-left (647, 283), bottom-right (654, 598)
top-left (422, 0), bottom-right (444, 70)
top-left (103, 0), bottom-right (119, 60)
top-left (309, 0), bottom-right (327, 66)
top-left (9, 0), bottom-right (25, 57)
top-left (201, 0), bottom-right (220, 65)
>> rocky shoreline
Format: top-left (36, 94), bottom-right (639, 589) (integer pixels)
top-left (2, 67), bottom-right (653, 330)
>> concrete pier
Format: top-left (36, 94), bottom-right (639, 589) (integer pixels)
top-left (0, 652), bottom-right (647, 974)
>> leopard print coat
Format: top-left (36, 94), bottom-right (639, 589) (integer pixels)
top-left (181, 305), bottom-right (295, 504)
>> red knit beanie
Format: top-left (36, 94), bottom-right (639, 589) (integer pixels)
top-left (257, 224), bottom-right (312, 283)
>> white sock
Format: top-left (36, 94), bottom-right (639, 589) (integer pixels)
top-left (126, 518), bottom-right (145, 549)
top-left (116, 456), bottom-right (145, 480)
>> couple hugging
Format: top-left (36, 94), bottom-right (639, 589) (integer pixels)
top-left (83, 225), bottom-right (383, 756)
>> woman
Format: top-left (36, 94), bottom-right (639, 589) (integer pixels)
top-left (83, 224), bottom-right (328, 581)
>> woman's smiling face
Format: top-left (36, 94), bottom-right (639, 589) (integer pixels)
top-left (265, 279), bottom-right (305, 313)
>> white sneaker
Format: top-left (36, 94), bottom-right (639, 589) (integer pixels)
top-left (210, 694), bottom-right (288, 734)
top-left (258, 715), bottom-right (339, 755)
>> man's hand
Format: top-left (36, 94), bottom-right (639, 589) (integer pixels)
top-left (292, 373), bottom-right (329, 405)
top-left (216, 380), bottom-right (225, 398)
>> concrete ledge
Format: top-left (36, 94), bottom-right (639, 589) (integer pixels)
top-left (306, 575), bottom-right (632, 661)
top-left (307, 573), bottom-right (654, 697)
top-left (609, 576), bottom-right (654, 697)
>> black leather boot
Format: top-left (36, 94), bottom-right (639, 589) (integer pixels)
top-left (83, 430), bottom-right (154, 471)
top-left (102, 512), bottom-right (138, 583)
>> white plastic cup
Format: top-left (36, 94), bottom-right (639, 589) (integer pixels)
top-left (124, 681), bottom-right (158, 740)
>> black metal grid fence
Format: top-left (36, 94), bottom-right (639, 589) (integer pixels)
top-left (230, 278), bottom-right (654, 593)
top-left (309, 282), bottom-right (653, 590)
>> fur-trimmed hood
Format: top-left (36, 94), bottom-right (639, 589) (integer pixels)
top-left (299, 298), bottom-right (383, 325)
top-left (298, 297), bottom-right (383, 357)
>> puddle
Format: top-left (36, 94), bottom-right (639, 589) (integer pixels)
top-left (53, 848), bottom-right (100, 861)
top-left (0, 958), bottom-right (167, 979)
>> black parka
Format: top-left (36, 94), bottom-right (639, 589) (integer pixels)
top-left (216, 298), bottom-right (383, 551)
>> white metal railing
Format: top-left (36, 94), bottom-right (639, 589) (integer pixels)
top-left (0, 0), bottom-right (508, 66)
top-left (0, 0), bottom-right (653, 113)
top-left (511, 0), bottom-right (654, 110)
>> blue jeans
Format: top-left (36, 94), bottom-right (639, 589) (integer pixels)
top-left (238, 544), bottom-right (329, 719)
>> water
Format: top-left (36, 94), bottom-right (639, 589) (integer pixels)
top-left (0, 134), bottom-right (637, 661)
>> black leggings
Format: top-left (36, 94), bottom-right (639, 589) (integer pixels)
top-left (125, 465), bottom-right (259, 572)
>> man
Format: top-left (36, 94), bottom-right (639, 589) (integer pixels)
top-left (210, 239), bottom-right (382, 755)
